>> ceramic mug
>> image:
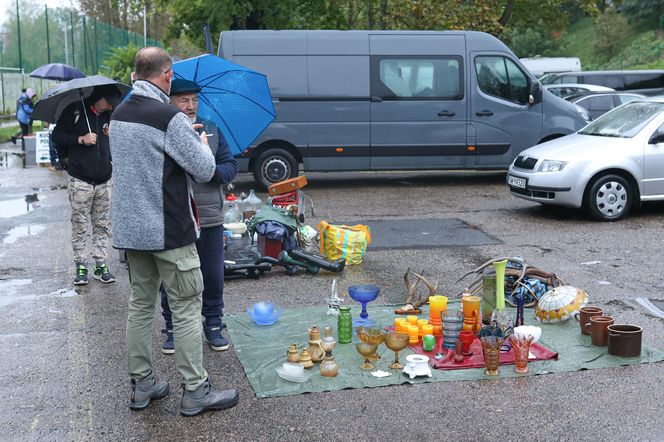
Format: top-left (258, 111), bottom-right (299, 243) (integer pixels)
top-left (585, 315), bottom-right (614, 346)
top-left (422, 334), bottom-right (436, 352)
top-left (574, 306), bottom-right (603, 335)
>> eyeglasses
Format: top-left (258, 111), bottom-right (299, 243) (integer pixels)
top-left (163, 68), bottom-right (173, 76)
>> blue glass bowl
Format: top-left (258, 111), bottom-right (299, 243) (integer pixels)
top-left (247, 303), bottom-right (284, 326)
top-left (348, 285), bottom-right (380, 303)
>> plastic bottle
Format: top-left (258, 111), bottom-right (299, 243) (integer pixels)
top-left (223, 194), bottom-right (240, 224)
top-left (242, 189), bottom-right (263, 220)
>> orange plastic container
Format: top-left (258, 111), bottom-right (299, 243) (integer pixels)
top-left (268, 175), bottom-right (308, 196)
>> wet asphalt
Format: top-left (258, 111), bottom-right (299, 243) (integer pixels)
top-left (1, 162), bottom-right (664, 441)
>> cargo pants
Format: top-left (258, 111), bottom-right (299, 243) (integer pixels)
top-left (125, 242), bottom-right (209, 391)
top-left (67, 176), bottom-right (111, 266)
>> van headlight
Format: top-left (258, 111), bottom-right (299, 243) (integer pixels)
top-left (537, 159), bottom-right (568, 172)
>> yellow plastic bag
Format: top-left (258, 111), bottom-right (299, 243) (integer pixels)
top-left (317, 221), bottom-right (371, 265)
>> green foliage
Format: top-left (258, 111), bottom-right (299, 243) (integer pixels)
top-left (102, 44), bottom-right (139, 83)
top-left (592, 10), bottom-right (629, 62)
top-left (622, 0), bottom-right (664, 26)
top-left (508, 21), bottom-right (555, 57)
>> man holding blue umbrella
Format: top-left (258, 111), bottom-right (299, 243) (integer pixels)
top-left (160, 78), bottom-right (238, 355)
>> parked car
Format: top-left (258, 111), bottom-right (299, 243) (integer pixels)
top-left (507, 97), bottom-right (664, 221)
top-left (543, 83), bottom-right (613, 98)
top-left (564, 91), bottom-right (646, 120)
top-left (539, 70), bottom-right (664, 96)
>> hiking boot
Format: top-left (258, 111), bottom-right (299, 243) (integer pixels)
top-left (93, 263), bottom-right (115, 283)
top-left (180, 377), bottom-right (238, 417)
top-left (73, 264), bottom-right (88, 285)
top-left (129, 372), bottom-right (170, 410)
top-left (204, 320), bottom-right (230, 351)
top-left (162, 329), bottom-right (174, 355)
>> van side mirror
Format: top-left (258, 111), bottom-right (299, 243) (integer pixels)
top-left (649, 128), bottom-right (664, 144)
top-left (529, 82), bottom-right (542, 105)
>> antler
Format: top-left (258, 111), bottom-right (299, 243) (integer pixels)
top-left (403, 268), bottom-right (421, 305)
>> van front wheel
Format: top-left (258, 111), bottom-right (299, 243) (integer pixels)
top-left (253, 148), bottom-right (298, 190)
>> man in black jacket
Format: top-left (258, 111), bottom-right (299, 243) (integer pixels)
top-left (53, 85), bottom-right (120, 285)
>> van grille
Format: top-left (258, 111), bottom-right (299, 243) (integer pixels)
top-left (514, 156), bottom-right (537, 170)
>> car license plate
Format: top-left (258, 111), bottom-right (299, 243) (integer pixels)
top-left (507, 174), bottom-right (527, 189)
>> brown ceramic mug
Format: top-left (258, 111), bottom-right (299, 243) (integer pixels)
top-left (585, 315), bottom-right (614, 346)
top-left (574, 306), bottom-right (603, 335)
top-left (607, 324), bottom-right (642, 358)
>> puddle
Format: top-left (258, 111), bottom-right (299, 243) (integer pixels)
top-left (635, 298), bottom-right (664, 319)
top-left (0, 153), bottom-right (24, 169)
top-left (0, 194), bottom-right (41, 219)
top-left (3, 224), bottom-right (46, 244)
top-left (0, 279), bottom-right (34, 309)
top-left (48, 288), bottom-right (78, 298)
top-left (30, 184), bottom-right (67, 192)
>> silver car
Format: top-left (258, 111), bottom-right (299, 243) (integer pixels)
top-left (507, 97), bottom-right (664, 221)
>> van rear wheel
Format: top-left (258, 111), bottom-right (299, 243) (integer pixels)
top-left (253, 148), bottom-right (298, 190)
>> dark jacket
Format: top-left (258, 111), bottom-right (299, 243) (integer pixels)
top-left (52, 100), bottom-right (112, 185)
top-left (191, 119), bottom-right (238, 227)
top-left (109, 80), bottom-right (215, 251)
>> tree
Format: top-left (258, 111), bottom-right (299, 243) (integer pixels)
top-left (622, 0), bottom-right (664, 25)
top-left (593, 9), bottom-right (629, 61)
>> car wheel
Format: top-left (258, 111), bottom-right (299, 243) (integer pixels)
top-left (253, 148), bottom-right (298, 190)
top-left (585, 174), bottom-right (632, 221)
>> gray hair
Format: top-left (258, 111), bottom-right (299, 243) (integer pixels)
top-left (134, 47), bottom-right (172, 80)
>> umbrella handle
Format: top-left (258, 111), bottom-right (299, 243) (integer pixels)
top-left (80, 93), bottom-right (92, 134)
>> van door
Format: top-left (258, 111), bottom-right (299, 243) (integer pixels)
top-left (470, 53), bottom-right (543, 167)
top-left (369, 35), bottom-right (468, 169)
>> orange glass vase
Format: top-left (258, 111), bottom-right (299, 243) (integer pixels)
top-left (509, 334), bottom-right (534, 373)
top-left (462, 295), bottom-right (481, 333)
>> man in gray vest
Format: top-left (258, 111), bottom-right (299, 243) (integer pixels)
top-left (160, 79), bottom-right (238, 354)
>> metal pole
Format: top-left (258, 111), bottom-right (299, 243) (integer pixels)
top-left (94, 18), bottom-right (98, 72)
top-left (70, 10), bottom-right (75, 67)
top-left (64, 26), bottom-right (69, 65)
top-left (45, 5), bottom-right (51, 63)
top-left (16, 0), bottom-right (22, 71)
top-left (1, 72), bottom-right (5, 114)
top-left (143, 3), bottom-right (147, 47)
top-left (107, 21), bottom-right (111, 49)
top-left (82, 16), bottom-right (88, 72)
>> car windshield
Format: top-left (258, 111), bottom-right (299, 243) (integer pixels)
top-left (577, 101), bottom-right (664, 138)
top-left (539, 74), bottom-right (558, 84)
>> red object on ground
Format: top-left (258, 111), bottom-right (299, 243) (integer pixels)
top-left (386, 326), bottom-right (558, 370)
top-left (271, 190), bottom-right (299, 208)
top-left (257, 235), bottom-right (282, 259)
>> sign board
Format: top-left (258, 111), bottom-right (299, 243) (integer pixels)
top-left (35, 131), bottom-right (51, 164)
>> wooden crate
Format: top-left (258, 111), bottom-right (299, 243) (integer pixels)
top-left (267, 175), bottom-right (308, 196)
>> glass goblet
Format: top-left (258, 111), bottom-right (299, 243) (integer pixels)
top-left (355, 342), bottom-right (378, 370)
top-left (384, 332), bottom-right (409, 369)
top-left (348, 285), bottom-right (380, 327)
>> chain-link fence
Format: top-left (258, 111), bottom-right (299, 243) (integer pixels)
top-left (0, 70), bottom-right (56, 116)
top-left (0, 3), bottom-right (161, 76)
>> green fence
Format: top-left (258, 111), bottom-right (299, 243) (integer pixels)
top-left (1, 3), bottom-right (162, 76)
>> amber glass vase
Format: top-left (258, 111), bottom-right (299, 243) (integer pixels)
top-left (509, 335), bottom-right (534, 374)
top-left (481, 336), bottom-right (504, 376)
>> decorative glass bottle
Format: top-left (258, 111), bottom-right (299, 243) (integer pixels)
top-left (337, 306), bottom-right (352, 343)
top-left (319, 326), bottom-right (339, 377)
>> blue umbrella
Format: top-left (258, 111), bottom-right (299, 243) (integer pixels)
top-left (29, 63), bottom-right (85, 81)
top-left (173, 54), bottom-right (276, 157)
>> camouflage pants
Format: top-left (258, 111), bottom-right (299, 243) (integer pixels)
top-left (68, 177), bottom-right (111, 265)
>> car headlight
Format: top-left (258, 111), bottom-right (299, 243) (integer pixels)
top-left (537, 159), bottom-right (568, 172)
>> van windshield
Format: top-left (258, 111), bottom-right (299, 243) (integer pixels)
top-left (578, 101), bottom-right (664, 138)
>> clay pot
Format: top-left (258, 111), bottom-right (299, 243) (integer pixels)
top-left (586, 315), bottom-right (614, 347)
top-left (608, 324), bottom-right (642, 358)
top-left (575, 306), bottom-right (603, 335)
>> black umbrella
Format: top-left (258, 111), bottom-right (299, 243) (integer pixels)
top-left (29, 63), bottom-right (85, 81)
top-left (32, 75), bottom-right (130, 130)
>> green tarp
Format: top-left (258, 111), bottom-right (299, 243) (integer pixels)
top-left (226, 303), bottom-right (664, 399)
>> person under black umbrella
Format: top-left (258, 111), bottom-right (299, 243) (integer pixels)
top-left (52, 85), bottom-right (121, 286)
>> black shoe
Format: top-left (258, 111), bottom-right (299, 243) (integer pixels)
top-left (10, 136), bottom-right (16, 145)
top-left (204, 320), bottom-right (230, 351)
top-left (180, 377), bottom-right (238, 417)
top-left (129, 372), bottom-right (170, 410)
top-left (162, 329), bottom-right (174, 355)
top-left (74, 264), bottom-right (88, 285)
top-left (93, 263), bottom-right (115, 283)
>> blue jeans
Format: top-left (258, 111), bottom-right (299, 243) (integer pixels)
top-left (161, 225), bottom-right (225, 329)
